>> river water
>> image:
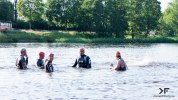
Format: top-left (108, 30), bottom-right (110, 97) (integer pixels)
top-left (0, 43), bottom-right (177, 100)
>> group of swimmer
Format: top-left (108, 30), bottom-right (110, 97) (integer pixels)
top-left (16, 48), bottom-right (127, 73)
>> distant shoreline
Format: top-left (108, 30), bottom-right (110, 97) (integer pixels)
top-left (0, 30), bottom-right (178, 43)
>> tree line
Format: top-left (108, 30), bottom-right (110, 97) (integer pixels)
top-left (0, 0), bottom-right (177, 38)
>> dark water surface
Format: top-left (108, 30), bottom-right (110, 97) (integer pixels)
top-left (0, 43), bottom-right (177, 100)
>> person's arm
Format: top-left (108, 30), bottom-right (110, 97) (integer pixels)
top-left (72, 59), bottom-right (78, 67)
top-left (110, 64), bottom-right (113, 69)
top-left (44, 60), bottom-right (48, 72)
top-left (110, 60), bottom-right (121, 70)
top-left (26, 57), bottom-right (28, 65)
top-left (86, 56), bottom-right (91, 68)
top-left (16, 58), bottom-right (20, 69)
top-left (114, 60), bottom-right (121, 70)
top-left (25, 54), bottom-right (28, 65)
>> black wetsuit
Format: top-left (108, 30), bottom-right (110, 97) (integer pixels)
top-left (72, 55), bottom-right (91, 68)
top-left (118, 66), bottom-right (127, 71)
top-left (17, 56), bottom-right (28, 69)
top-left (45, 60), bottom-right (54, 73)
top-left (37, 59), bottom-right (44, 69)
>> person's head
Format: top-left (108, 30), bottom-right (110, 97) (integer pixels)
top-left (116, 51), bottom-right (121, 59)
top-left (39, 52), bottom-right (45, 59)
top-left (49, 53), bottom-right (54, 61)
top-left (20, 48), bottom-right (27, 56)
top-left (80, 48), bottom-right (85, 56)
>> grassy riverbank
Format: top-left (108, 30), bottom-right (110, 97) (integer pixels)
top-left (0, 30), bottom-right (178, 43)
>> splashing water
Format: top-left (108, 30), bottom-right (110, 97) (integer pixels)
top-left (131, 56), bottom-right (152, 67)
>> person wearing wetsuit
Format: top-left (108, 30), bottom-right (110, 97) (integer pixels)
top-left (45, 53), bottom-right (54, 73)
top-left (37, 52), bottom-right (45, 69)
top-left (72, 48), bottom-right (91, 68)
top-left (16, 48), bottom-right (28, 69)
top-left (110, 51), bottom-right (127, 71)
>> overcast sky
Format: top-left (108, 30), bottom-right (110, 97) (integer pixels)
top-left (158, 0), bottom-right (173, 11)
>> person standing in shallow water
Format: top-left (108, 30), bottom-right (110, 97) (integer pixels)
top-left (37, 52), bottom-right (45, 69)
top-left (45, 53), bottom-right (54, 73)
top-left (72, 48), bottom-right (91, 68)
top-left (16, 48), bottom-right (28, 69)
top-left (110, 51), bottom-right (127, 71)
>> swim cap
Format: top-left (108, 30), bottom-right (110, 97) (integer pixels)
top-left (39, 52), bottom-right (45, 57)
top-left (116, 51), bottom-right (121, 57)
top-left (49, 53), bottom-right (54, 57)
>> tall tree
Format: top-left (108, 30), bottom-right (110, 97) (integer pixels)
top-left (142, 0), bottom-right (161, 37)
top-left (16, 0), bottom-right (44, 29)
top-left (81, 0), bottom-right (129, 37)
top-left (127, 0), bottom-right (161, 38)
top-left (14, 0), bottom-right (18, 22)
top-left (105, 0), bottom-right (129, 38)
top-left (77, 0), bottom-right (93, 31)
top-left (162, 0), bottom-right (178, 36)
top-left (0, 0), bottom-right (14, 21)
top-left (128, 0), bottom-right (144, 39)
top-left (46, 0), bottom-right (79, 30)
top-left (92, 0), bottom-right (107, 36)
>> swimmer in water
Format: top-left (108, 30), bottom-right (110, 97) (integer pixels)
top-left (16, 48), bottom-right (28, 69)
top-left (110, 51), bottom-right (127, 71)
top-left (45, 53), bottom-right (54, 73)
top-left (72, 48), bottom-right (91, 69)
top-left (37, 52), bottom-right (45, 69)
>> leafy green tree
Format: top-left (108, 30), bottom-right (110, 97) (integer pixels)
top-left (127, 0), bottom-right (144, 39)
top-left (91, 0), bottom-right (107, 36)
top-left (81, 0), bottom-right (128, 37)
top-left (162, 0), bottom-right (178, 36)
top-left (105, 0), bottom-right (129, 38)
top-left (0, 0), bottom-right (14, 21)
top-left (76, 0), bottom-right (93, 31)
top-left (127, 0), bottom-right (161, 38)
top-left (17, 0), bottom-right (44, 29)
top-left (142, 0), bottom-right (161, 37)
top-left (46, 0), bottom-right (78, 30)
top-left (14, 0), bottom-right (18, 22)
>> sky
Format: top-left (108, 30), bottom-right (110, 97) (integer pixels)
top-left (10, 0), bottom-right (173, 12)
top-left (158, 0), bottom-right (173, 11)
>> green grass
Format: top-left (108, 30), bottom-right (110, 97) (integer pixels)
top-left (0, 30), bottom-right (178, 43)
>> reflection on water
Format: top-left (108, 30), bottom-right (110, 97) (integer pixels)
top-left (0, 43), bottom-right (178, 99)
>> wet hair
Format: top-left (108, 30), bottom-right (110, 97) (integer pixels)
top-left (20, 48), bottom-right (26, 53)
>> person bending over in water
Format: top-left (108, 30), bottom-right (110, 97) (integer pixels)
top-left (16, 48), bottom-right (28, 69)
top-left (110, 51), bottom-right (127, 71)
top-left (45, 53), bottom-right (54, 73)
top-left (72, 48), bottom-right (91, 69)
top-left (37, 52), bottom-right (45, 69)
